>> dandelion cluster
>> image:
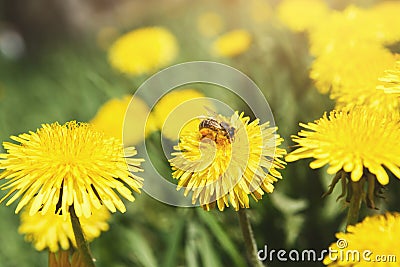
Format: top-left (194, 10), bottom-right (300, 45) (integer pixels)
top-left (282, 0), bottom-right (400, 195)
top-left (278, 1), bottom-right (400, 112)
top-left (280, 0), bottom-right (400, 241)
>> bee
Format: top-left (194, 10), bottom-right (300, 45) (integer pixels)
top-left (199, 115), bottom-right (236, 145)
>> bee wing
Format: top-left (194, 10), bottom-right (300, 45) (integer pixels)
top-left (203, 106), bottom-right (218, 117)
top-left (203, 106), bottom-right (228, 122)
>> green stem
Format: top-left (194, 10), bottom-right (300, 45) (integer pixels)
top-left (346, 181), bottom-right (362, 228)
top-left (237, 209), bottom-right (265, 267)
top-left (70, 206), bottom-right (96, 267)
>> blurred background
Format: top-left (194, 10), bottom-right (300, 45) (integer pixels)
top-left (0, 0), bottom-right (399, 266)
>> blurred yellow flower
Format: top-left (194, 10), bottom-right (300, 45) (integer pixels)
top-left (108, 26), bottom-right (178, 75)
top-left (212, 29), bottom-right (252, 58)
top-left (309, 6), bottom-right (385, 56)
top-left (151, 89), bottom-right (213, 140)
top-left (286, 108), bottom-right (400, 185)
top-left (197, 12), bottom-right (224, 38)
top-left (333, 83), bottom-right (400, 113)
top-left (91, 95), bottom-right (152, 145)
top-left (324, 212), bottom-right (400, 266)
top-left (377, 61), bottom-right (400, 96)
top-left (19, 204), bottom-right (110, 252)
top-left (0, 121), bottom-right (144, 218)
top-left (365, 1), bottom-right (400, 46)
top-left (310, 44), bottom-right (395, 95)
top-left (278, 0), bottom-right (330, 32)
top-left (170, 112), bottom-right (286, 211)
top-left (309, 43), bottom-right (399, 111)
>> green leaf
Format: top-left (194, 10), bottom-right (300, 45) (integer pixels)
top-left (270, 191), bottom-right (308, 215)
top-left (284, 214), bottom-right (305, 246)
top-left (162, 216), bottom-right (185, 267)
top-left (126, 228), bottom-right (158, 267)
top-left (185, 223), bottom-right (200, 267)
top-left (196, 225), bottom-right (223, 267)
top-left (270, 192), bottom-right (308, 246)
top-left (197, 210), bottom-right (247, 267)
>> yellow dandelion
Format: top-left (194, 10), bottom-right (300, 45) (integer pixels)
top-left (108, 26), bottom-right (178, 76)
top-left (91, 95), bottom-right (152, 145)
top-left (212, 29), bottom-right (252, 58)
top-left (19, 203), bottom-right (110, 252)
top-left (170, 112), bottom-right (286, 211)
top-left (277, 0), bottom-right (330, 32)
top-left (0, 121), bottom-right (144, 218)
top-left (309, 43), bottom-right (399, 111)
top-left (310, 44), bottom-right (396, 95)
top-left (324, 212), bottom-right (400, 266)
top-left (377, 61), bottom-right (400, 95)
top-left (330, 53), bottom-right (399, 112)
top-left (197, 12), bottom-right (224, 38)
top-left (151, 89), bottom-right (213, 140)
top-left (333, 84), bottom-right (400, 113)
top-left (286, 108), bottom-right (400, 186)
top-left (366, 1), bottom-right (400, 46)
top-left (309, 6), bottom-right (384, 56)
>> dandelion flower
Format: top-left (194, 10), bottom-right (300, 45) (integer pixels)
top-left (324, 212), bottom-right (400, 266)
top-left (309, 43), bottom-right (399, 111)
top-left (0, 121), bottom-right (144, 218)
top-left (197, 12), bottom-right (224, 38)
top-left (286, 108), bottom-right (400, 186)
top-left (366, 1), bottom-right (400, 46)
top-left (170, 112), bottom-right (286, 211)
top-left (91, 95), bottom-right (152, 145)
top-left (333, 84), bottom-right (400, 113)
top-left (309, 6), bottom-right (385, 56)
top-left (108, 26), bottom-right (178, 76)
top-left (151, 89), bottom-right (213, 140)
top-left (329, 51), bottom-right (399, 113)
top-left (310, 44), bottom-right (396, 95)
top-left (378, 61), bottom-right (400, 96)
top-left (278, 0), bottom-right (330, 32)
top-left (19, 203), bottom-right (110, 252)
top-left (212, 29), bottom-right (252, 58)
